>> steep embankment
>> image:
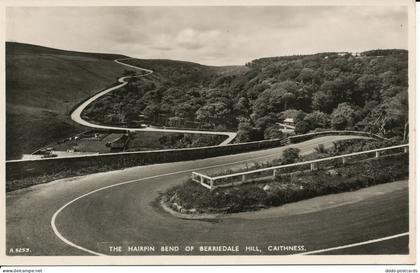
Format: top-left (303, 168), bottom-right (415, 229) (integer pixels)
top-left (6, 42), bottom-right (129, 159)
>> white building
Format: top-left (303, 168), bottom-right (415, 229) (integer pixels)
top-left (278, 118), bottom-right (295, 133)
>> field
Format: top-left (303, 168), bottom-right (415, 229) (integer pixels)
top-left (126, 131), bottom-right (227, 151)
top-left (6, 42), bottom-right (129, 159)
top-left (47, 130), bottom-right (228, 155)
top-left (50, 133), bottom-right (123, 153)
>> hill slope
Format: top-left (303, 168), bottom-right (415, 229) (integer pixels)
top-left (7, 43), bottom-right (408, 159)
top-left (6, 42), bottom-right (129, 159)
top-left (83, 50), bottom-right (408, 142)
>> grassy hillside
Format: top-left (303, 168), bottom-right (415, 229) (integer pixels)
top-left (121, 58), bottom-right (248, 86)
top-left (6, 42), bottom-right (129, 159)
top-left (7, 42), bottom-right (408, 159)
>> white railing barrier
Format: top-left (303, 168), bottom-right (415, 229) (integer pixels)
top-left (191, 144), bottom-right (408, 190)
top-left (192, 172), bottom-right (214, 189)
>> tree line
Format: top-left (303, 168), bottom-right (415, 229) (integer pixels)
top-left (82, 49), bottom-right (408, 142)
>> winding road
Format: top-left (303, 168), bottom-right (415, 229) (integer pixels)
top-left (6, 135), bottom-right (409, 258)
top-left (5, 58), bottom-right (410, 261)
top-left (70, 58), bottom-right (237, 145)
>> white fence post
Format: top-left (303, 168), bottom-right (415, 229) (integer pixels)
top-left (342, 157), bottom-right (347, 165)
top-left (273, 169), bottom-right (277, 178)
top-left (310, 162), bottom-right (317, 171)
top-left (375, 151), bottom-right (380, 158)
top-left (404, 146), bottom-right (408, 153)
top-left (241, 174), bottom-right (246, 182)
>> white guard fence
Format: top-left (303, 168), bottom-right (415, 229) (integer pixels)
top-left (191, 144), bottom-right (409, 190)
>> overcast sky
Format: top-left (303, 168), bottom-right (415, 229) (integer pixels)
top-left (6, 6), bottom-right (408, 66)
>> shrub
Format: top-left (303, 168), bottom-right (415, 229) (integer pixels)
top-left (264, 124), bottom-right (285, 140)
top-left (314, 143), bottom-right (326, 154)
top-left (294, 120), bottom-right (311, 134)
top-left (282, 148), bottom-right (301, 164)
top-left (304, 111), bottom-right (331, 130)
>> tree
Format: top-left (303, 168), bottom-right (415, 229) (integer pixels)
top-left (312, 90), bottom-right (335, 113)
top-left (282, 148), bottom-right (301, 164)
top-left (297, 68), bottom-right (314, 83)
top-left (252, 89), bottom-right (273, 118)
top-left (80, 49), bottom-right (408, 141)
top-left (174, 101), bottom-right (199, 120)
top-left (282, 92), bottom-right (296, 110)
top-left (195, 102), bottom-right (232, 129)
top-left (331, 103), bottom-right (356, 130)
top-left (379, 71), bottom-right (400, 88)
top-left (236, 121), bottom-right (253, 142)
top-left (235, 96), bottom-right (251, 117)
top-left (331, 115), bottom-right (347, 130)
top-left (253, 81), bottom-right (299, 118)
top-left (354, 74), bottom-right (382, 105)
top-left (123, 110), bottom-right (140, 123)
top-left (143, 104), bottom-right (161, 124)
top-left (333, 74), bottom-right (356, 103)
top-left (303, 111), bottom-right (331, 130)
top-left (278, 80), bottom-right (299, 93)
top-left (254, 113), bottom-right (278, 132)
top-left (294, 120), bottom-right (311, 134)
top-left (122, 69), bottom-right (136, 76)
top-left (236, 120), bottom-right (263, 142)
top-left (264, 124), bottom-right (285, 140)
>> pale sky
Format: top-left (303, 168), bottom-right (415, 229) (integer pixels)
top-left (6, 6), bottom-right (408, 66)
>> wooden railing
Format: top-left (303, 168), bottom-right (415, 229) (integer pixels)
top-left (191, 144), bottom-right (409, 190)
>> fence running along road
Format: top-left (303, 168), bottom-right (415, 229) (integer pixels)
top-left (6, 138), bottom-right (288, 191)
top-left (288, 130), bottom-right (387, 143)
top-left (70, 58), bottom-right (237, 146)
top-left (192, 144), bottom-right (409, 190)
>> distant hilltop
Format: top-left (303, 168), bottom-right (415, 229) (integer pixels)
top-left (6, 41), bottom-right (129, 60)
top-left (247, 49), bottom-right (407, 68)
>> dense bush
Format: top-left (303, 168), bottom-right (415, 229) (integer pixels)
top-left (164, 181), bottom-right (268, 213)
top-left (294, 120), bottom-right (311, 134)
top-left (282, 148), bottom-right (301, 164)
top-left (330, 137), bottom-right (404, 155)
top-left (271, 153), bottom-right (408, 204)
top-left (163, 153), bottom-right (408, 214)
top-left (156, 134), bottom-right (227, 149)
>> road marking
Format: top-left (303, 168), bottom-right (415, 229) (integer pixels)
top-left (50, 148), bottom-right (293, 255)
top-left (50, 136), bottom-right (368, 256)
top-left (295, 232), bottom-right (409, 255)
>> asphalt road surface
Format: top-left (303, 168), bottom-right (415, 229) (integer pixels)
top-left (6, 135), bottom-right (409, 256)
top-left (70, 58), bottom-right (237, 145)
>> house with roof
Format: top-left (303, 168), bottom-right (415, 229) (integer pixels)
top-left (277, 118), bottom-right (296, 133)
